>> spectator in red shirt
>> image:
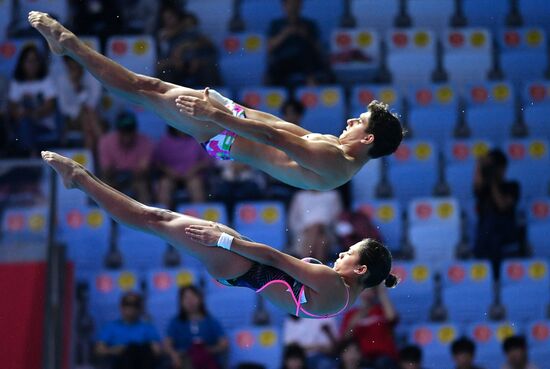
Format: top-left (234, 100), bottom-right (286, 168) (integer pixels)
top-left (340, 284), bottom-right (399, 369)
top-left (99, 111), bottom-right (153, 203)
top-left (154, 126), bottom-right (211, 208)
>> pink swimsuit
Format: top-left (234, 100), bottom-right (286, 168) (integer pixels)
top-left (217, 257), bottom-right (350, 318)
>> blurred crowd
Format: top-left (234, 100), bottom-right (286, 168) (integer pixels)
top-left (93, 287), bottom-right (538, 369)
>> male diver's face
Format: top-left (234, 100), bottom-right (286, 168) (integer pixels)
top-left (334, 243), bottom-right (362, 272)
top-left (340, 111), bottom-right (371, 142)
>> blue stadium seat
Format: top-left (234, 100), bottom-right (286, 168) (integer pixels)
top-left (522, 81), bottom-right (550, 138)
top-left (407, 198), bottom-right (461, 269)
top-left (527, 320), bottom-right (550, 369)
top-left (463, 0), bottom-right (509, 32)
top-left (409, 323), bottom-right (459, 369)
top-left (295, 86), bottom-right (346, 136)
top-left (117, 223), bottom-right (167, 271)
top-left (389, 262), bottom-right (435, 325)
top-left (498, 28), bottom-right (548, 86)
top-left (204, 276), bottom-right (257, 330)
top-left (242, 0), bottom-right (342, 43)
top-left (233, 201), bottom-right (286, 250)
top-left (58, 206), bottom-right (111, 273)
top-left (88, 270), bottom-right (141, 329)
top-left (408, 0), bottom-right (454, 34)
top-left (0, 1), bottom-right (13, 38)
top-left (105, 35), bottom-right (157, 76)
top-left (219, 33), bottom-right (266, 90)
top-left (527, 198), bottom-right (550, 258)
top-left (0, 38), bottom-right (45, 79)
top-left (407, 84), bottom-right (459, 143)
top-left (350, 156), bottom-right (381, 204)
top-left (354, 200), bottom-right (403, 252)
top-left (177, 202), bottom-right (229, 227)
top-left (386, 29), bottom-right (436, 88)
top-left (186, 0), bottom-right (233, 44)
top-left (351, 0), bottom-right (399, 34)
top-left (349, 84), bottom-right (403, 118)
top-left (441, 261), bottom-right (493, 323)
top-left (444, 139), bottom-right (492, 202)
top-left (442, 28), bottom-right (493, 87)
top-left (388, 140), bottom-right (438, 203)
top-left (241, 0), bottom-right (282, 35)
top-left (1, 206), bottom-right (48, 246)
top-left (466, 321), bottom-right (520, 369)
top-left (228, 326), bottom-right (283, 369)
top-left (464, 81), bottom-right (515, 143)
top-left (330, 29), bottom-right (380, 82)
top-left (503, 139), bottom-right (550, 201)
top-left (500, 259), bottom-right (550, 322)
top-left (145, 268), bottom-right (201, 334)
top-left (519, 0), bottom-right (550, 34)
top-left (237, 87), bottom-right (289, 117)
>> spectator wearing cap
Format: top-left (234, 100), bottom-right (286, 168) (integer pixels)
top-left (501, 335), bottom-right (539, 369)
top-left (95, 292), bottom-right (161, 369)
top-left (451, 337), bottom-right (485, 369)
top-left (98, 111), bottom-right (154, 203)
top-left (398, 345), bottom-right (425, 369)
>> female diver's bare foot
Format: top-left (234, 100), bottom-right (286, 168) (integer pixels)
top-left (27, 11), bottom-right (72, 55)
top-left (41, 151), bottom-right (83, 189)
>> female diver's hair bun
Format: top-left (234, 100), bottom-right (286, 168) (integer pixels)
top-left (384, 273), bottom-right (399, 288)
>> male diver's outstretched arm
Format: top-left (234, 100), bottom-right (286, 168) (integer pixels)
top-left (176, 89), bottom-right (345, 181)
top-left (243, 108), bottom-right (312, 136)
top-left (185, 223), bottom-right (336, 292)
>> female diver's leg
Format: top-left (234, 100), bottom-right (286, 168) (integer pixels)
top-left (41, 151), bottom-right (252, 279)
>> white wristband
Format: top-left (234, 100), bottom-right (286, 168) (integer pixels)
top-left (217, 233), bottom-right (234, 250)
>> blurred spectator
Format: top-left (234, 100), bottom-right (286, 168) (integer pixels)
top-left (473, 148), bottom-right (521, 280)
top-left (164, 285), bottom-right (228, 369)
top-left (339, 285), bottom-right (399, 369)
top-left (281, 98), bottom-right (305, 125)
top-left (238, 365), bottom-right (266, 369)
top-left (8, 44), bottom-right (58, 156)
top-left (154, 126), bottom-right (211, 208)
top-left (501, 335), bottom-right (539, 369)
top-left (98, 111), bottom-right (153, 203)
top-left (95, 292), bottom-right (161, 369)
top-left (155, 3), bottom-right (220, 87)
top-left (335, 209), bottom-right (383, 250)
top-left (211, 162), bottom-right (267, 207)
top-left (280, 343), bottom-right (309, 369)
top-left (288, 189), bottom-right (342, 263)
top-left (56, 56), bottom-right (102, 154)
top-left (451, 337), bottom-right (485, 369)
top-left (336, 339), bottom-right (368, 369)
top-left (283, 315), bottom-right (337, 369)
top-left (69, 0), bottom-right (122, 41)
top-left (266, 0), bottom-right (329, 86)
top-left (398, 345), bottom-right (425, 369)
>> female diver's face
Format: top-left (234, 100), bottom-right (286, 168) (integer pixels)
top-left (334, 243), bottom-right (363, 274)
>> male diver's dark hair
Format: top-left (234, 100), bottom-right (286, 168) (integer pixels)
top-left (364, 100), bottom-right (404, 159)
top-left (357, 238), bottom-right (399, 288)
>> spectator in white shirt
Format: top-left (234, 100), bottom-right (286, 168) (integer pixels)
top-left (288, 190), bottom-right (343, 262)
top-left (8, 44), bottom-right (57, 156)
top-left (56, 56), bottom-right (102, 154)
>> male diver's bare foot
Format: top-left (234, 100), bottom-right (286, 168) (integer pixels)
top-left (41, 151), bottom-right (83, 189)
top-left (28, 11), bottom-right (72, 55)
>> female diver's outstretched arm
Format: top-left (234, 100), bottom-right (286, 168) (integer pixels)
top-left (185, 223), bottom-right (339, 293)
